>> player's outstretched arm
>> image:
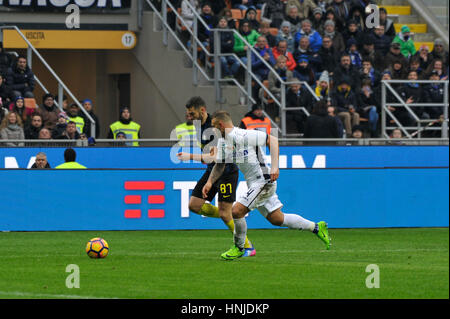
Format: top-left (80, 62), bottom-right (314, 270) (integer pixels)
top-left (268, 134), bottom-right (279, 182)
top-left (177, 147), bottom-right (217, 164)
top-left (202, 163), bottom-right (226, 198)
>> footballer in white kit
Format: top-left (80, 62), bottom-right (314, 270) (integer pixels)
top-left (216, 126), bottom-right (283, 217)
top-left (202, 111), bottom-right (331, 260)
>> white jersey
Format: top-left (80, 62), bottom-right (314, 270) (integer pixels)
top-left (216, 127), bottom-right (270, 187)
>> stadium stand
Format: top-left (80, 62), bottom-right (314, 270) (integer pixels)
top-left (0, 0), bottom-right (448, 145)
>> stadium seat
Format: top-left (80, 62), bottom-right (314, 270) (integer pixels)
top-left (225, 0), bottom-right (232, 10)
top-left (269, 28), bottom-right (279, 36)
top-left (231, 9), bottom-right (243, 20)
top-left (24, 98), bottom-right (37, 116)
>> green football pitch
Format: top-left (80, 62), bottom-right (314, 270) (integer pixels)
top-left (0, 228), bottom-right (448, 299)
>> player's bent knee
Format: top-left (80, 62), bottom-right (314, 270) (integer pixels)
top-left (232, 202), bottom-right (249, 219)
top-left (189, 197), bottom-right (204, 214)
top-left (266, 210), bottom-right (284, 226)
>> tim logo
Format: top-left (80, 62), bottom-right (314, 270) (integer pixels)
top-left (124, 181), bottom-right (165, 219)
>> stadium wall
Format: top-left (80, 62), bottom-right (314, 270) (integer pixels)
top-left (0, 146), bottom-right (448, 231)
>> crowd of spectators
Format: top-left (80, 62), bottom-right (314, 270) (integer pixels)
top-left (171, 0), bottom-right (449, 138)
top-left (1, 43), bottom-right (143, 146)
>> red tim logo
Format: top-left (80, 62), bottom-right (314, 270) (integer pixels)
top-left (124, 181), bottom-right (165, 219)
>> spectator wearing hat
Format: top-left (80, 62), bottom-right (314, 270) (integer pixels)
top-left (294, 19), bottom-right (323, 53)
top-left (81, 98), bottom-right (100, 138)
top-left (392, 25), bottom-right (417, 58)
top-left (429, 38), bottom-right (449, 71)
top-left (244, 7), bottom-right (260, 31)
top-left (67, 103), bottom-right (85, 134)
top-left (285, 6), bottom-right (302, 34)
top-left (239, 103), bottom-right (272, 135)
top-left (315, 71), bottom-right (330, 100)
top-left (272, 40), bottom-right (297, 72)
top-left (304, 99), bottom-right (341, 138)
top-left (384, 42), bottom-right (409, 71)
top-left (293, 54), bottom-right (316, 86)
top-left (6, 55), bottom-right (35, 100)
top-left (286, 78), bottom-right (315, 134)
top-left (9, 96), bottom-right (28, 126)
top-left (317, 36), bottom-right (338, 73)
top-left (276, 21), bottom-right (296, 54)
top-left (321, 20), bottom-right (345, 54)
top-left (324, 6), bottom-right (344, 33)
top-left (108, 107), bottom-right (141, 146)
top-left (286, 0), bottom-right (317, 20)
top-left (24, 113), bottom-right (43, 140)
top-left (36, 93), bottom-right (60, 132)
top-left (378, 7), bottom-right (396, 39)
top-left (52, 111), bottom-right (69, 139)
top-left (55, 148), bottom-right (86, 169)
top-left (371, 24), bottom-right (392, 56)
top-left (311, 7), bottom-right (324, 34)
top-left (114, 131), bottom-right (127, 147)
top-left (330, 76), bottom-right (360, 137)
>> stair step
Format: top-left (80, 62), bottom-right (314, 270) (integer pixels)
top-left (428, 6), bottom-right (448, 15)
top-left (415, 42), bottom-right (434, 51)
top-left (379, 0), bottom-right (408, 5)
top-left (380, 5), bottom-right (411, 15)
top-left (394, 23), bottom-right (427, 33)
top-left (413, 33), bottom-right (437, 42)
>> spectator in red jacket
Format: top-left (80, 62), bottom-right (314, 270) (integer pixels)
top-left (272, 40), bottom-right (297, 71)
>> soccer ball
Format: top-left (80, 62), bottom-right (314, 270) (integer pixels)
top-left (86, 237), bottom-right (109, 258)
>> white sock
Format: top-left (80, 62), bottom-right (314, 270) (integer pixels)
top-left (281, 214), bottom-right (315, 232)
top-left (233, 218), bottom-right (247, 250)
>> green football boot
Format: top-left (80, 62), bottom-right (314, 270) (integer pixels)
top-left (221, 245), bottom-right (245, 260)
top-left (315, 221), bottom-right (331, 250)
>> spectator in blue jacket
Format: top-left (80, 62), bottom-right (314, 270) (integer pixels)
top-left (251, 36), bottom-right (276, 81)
top-left (294, 19), bottom-right (322, 53)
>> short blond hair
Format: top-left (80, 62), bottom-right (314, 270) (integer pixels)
top-left (212, 110), bottom-right (233, 124)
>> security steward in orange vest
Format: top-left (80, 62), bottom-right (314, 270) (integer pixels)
top-left (239, 104), bottom-right (271, 135)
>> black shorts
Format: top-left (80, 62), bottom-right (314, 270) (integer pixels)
top-left (191, 169), bottom-right (239, 203)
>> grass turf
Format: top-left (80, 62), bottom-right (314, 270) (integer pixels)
top-left (0, 228), bottom-right (448, 299)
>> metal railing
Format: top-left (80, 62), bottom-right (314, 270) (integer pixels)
top-left (381, 80), bottom-right (449, 139)
top-left (144, 0), bottom-right (319, 137)
top-left (0, 26), bottom-right (96, 138)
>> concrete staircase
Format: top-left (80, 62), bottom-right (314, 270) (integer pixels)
top-left (379, 0), bottom-right (448, 50)
top-left (131, 11), bottom-right (248, 138)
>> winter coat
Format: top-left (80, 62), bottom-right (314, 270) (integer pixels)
top-left (332, 64), bottom-right (361, 93)
top-left (251, 45), bottom-right (276, 80)
top-left (268, 67), bottom-right (294, 94)
top-left (294, 28), bottom-right (323, 52)
top-left (234, 29), bottom-right (260, 56)
top-left (371, 33), bottom-right (392, 55)
top-left (272, 47), bottom-right (297, 71)
top-left (24, 124), bottom-right (42, 140)
top-left (35, 104), bottom-right (60, 131)
top-left (304, 113), bottom-right (341, 138)
top-left (81, 110), bottom-right (100, 138)
top-left (210, 29), bottom-right (235, 54)
top-left (0, 124), bottom-right (25, 146)
top-left (285, 0), bottom-right (317, 19)
top-left (392, 32), bottom-right (417, 58)
top-left (331, 86), bottom-right (359, 113)
top-left (6, 65), bottom-right (35, 94)
top-left (263, 0), bottom-right (286, 27)
top-left (317, 46), bottom-right (338, 72)
top-left (275, 30), bottom-right (296, 54)
top-left (197, 14), bottom-right (218, 42)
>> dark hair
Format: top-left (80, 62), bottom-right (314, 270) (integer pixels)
top-left (18, 55), bottom-right (27, 61)
top-left (67, 121), bottom-right (77, 126)
top-left (312, 100), bottom-right (328, 116)
top-left (185, 96), bottom-right (206, 110)
top-left (64, 148), bottom-right (76, 162)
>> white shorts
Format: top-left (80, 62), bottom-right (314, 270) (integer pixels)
top-left (237, 181), bottom-right (283, 218)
